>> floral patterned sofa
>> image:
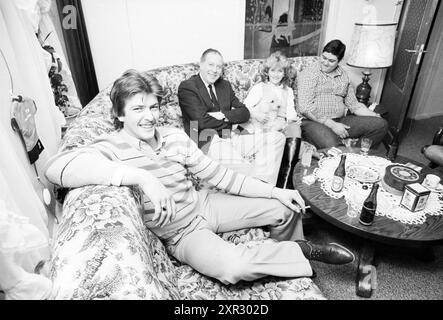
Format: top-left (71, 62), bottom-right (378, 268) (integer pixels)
top-left (48, 56), bottom-right (326, 300)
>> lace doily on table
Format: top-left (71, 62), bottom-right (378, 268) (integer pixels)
top-left (313, 153), bottom-right (443, 225)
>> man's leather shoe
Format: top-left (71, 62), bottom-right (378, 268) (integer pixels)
top-left (297, 240), bottom-right (355, 265)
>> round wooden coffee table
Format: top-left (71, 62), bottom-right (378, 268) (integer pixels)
top-left (293, 147), bottom-right (443, 297)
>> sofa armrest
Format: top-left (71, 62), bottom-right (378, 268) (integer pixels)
top-left (48, 185), bottom-right (180, 299)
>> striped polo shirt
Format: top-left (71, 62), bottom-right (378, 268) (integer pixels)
top-left (45, 127), bottom-right (274, 239)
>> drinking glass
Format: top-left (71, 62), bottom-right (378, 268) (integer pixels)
top-left (343, 138), bottom-right (358, 151)
top-left (360, 138), bottom-right (372, 155)
top-left (347, 204), bottom-right (360, 218)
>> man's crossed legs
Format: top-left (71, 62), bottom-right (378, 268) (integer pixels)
top-left (167, 192), bottom-right (354, 285)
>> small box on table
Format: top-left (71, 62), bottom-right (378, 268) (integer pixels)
top-left (400, 183), bottom-right (431, 212)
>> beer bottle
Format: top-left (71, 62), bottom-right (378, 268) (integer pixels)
top-left (359, 183), bottom-right (379, 226)
top-left (331, 154), bottom-right (346, 192)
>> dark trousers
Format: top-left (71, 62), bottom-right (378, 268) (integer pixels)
top-left (301, 115), bottom-right (388, 150)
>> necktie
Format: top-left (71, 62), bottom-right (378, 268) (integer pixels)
top-left (208, 84), bottom-right (220, 108)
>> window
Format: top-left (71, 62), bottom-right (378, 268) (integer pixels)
top-left (244, 0), bottom-right (329, 59)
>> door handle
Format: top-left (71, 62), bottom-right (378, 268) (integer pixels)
top-left (405, 44), bottom-right (428, 64)
top-left (416, 44), bottom-right (427, 65)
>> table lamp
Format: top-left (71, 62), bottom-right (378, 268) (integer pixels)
top-left (347, 23), bottom-right (397, 106)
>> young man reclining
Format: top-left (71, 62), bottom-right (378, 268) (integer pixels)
top-left (44, 70), bottom-right (354, 285)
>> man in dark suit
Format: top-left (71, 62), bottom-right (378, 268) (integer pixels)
top-left (178, 48), bottom-right (285, 184)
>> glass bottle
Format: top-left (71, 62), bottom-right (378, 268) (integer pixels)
top-left (359, 183), bottom-right (379, 226)
top-left (387, 133), bottom-right (399, 161)
top-left (331, 154), bottom-right (346, 192)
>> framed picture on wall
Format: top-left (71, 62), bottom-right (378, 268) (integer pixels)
top-left (244, 0), bottom-right (330, 59)
top-left (247, 0), bottom-right (273, 33)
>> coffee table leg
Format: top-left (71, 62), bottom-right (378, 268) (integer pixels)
top-left (356, 243), bottom-right (376, 298)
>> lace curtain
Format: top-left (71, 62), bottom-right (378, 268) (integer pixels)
top-left (0, 0), bottom-right (78, 281)
top-left (17, 0), bottom-right (82, 119)
top-left (0, 174), bottom-right (52, 299)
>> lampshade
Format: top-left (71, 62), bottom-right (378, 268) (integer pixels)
top-left (347, 23), bottom-right (397, 69)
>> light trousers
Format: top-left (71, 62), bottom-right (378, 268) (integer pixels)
top-left (207, 131), bottom-right (285, 185)
top-left (167, 191), bottom-right (312, 285)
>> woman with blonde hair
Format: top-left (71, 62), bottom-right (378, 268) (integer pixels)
top-left (241, 51), bottom-right (302, 189)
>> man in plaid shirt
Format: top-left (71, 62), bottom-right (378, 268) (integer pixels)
top-left (297, 39), bottom-right (388, 149)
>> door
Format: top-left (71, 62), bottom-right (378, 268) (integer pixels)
top-left (407, 2), bottom-right (443, 121)
top-left (380, 0), bottom-right (440, 156)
